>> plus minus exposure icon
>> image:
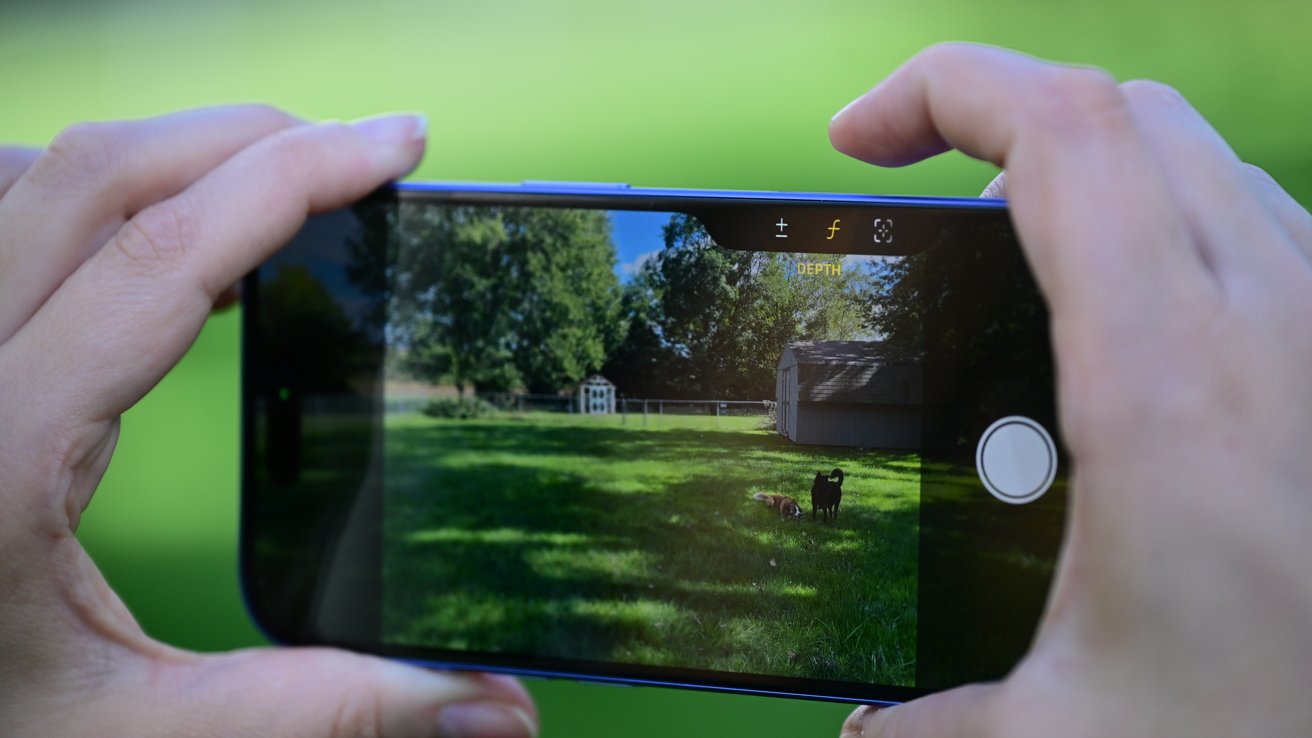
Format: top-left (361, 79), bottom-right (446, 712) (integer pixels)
top-left (775, 218), bottom-right (788, 238)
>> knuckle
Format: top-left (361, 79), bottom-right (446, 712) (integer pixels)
top-left (1051, 65), bottom-right (1121, 100)
top-left (235, 102), bottom-right (299, 130)
top-left (326, 688), bottom-right (385, 738)
top-left (0, 146), bottom-right (38, 173)
top-left (262, 122), bottom-right (335, 175)
top-left (259, 120), bottom-right (371, 195)
top-left (31, 121), bottom-right (125, 187)
top-left (916, 41), bottom-right (980, 78)
top-left (919, 40), bottom-right (973, 64)
top-left (1119, 78), bottom-right (1188, 110)
top-left (1031, 65), bottom-right (1128, 134)
top-left (1241, 161), bottom-right (1280, 189)
top-left (112, 200), bottom-right (196, 272)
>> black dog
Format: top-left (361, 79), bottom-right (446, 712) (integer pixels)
top-left (810, 468), bottom-right (845, 522)
top-left (828, 468), bottom-right (845, 518)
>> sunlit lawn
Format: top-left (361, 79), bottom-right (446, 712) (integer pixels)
top-left (383, 411), bottom-right (920, 685)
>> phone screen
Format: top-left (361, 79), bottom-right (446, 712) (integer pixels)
top-left (242, 189), bottom-right (1065, 702)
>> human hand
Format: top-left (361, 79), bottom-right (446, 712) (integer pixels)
top-left (830, 44), bottom-right (1312, 738)
top-left (0, 106), bottom-right (537, 738)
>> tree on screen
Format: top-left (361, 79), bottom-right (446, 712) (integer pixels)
top-left (385, 206), bottom-right (622, 394)
top-left (604, 214), bottom-right (869, 399)
top-left (862, 221), bottom-right (1055, 434)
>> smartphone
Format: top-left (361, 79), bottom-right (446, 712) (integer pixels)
top-left (241, 181), bottom-right (1067, 705)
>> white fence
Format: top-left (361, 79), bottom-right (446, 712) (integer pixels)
top-left (391, 392), bottom-right (777, 430)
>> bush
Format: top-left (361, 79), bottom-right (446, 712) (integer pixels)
top-left (421, 396), bottom-right (498, 420)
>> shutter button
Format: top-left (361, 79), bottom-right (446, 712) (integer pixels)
top-left (976, 416), bottom-right (1057, 504)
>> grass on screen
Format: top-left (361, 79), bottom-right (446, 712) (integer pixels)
top-left (382, 410), bottom-right (919, 686)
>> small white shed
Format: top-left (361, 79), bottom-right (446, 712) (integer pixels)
top-left (578, 375), bottom-right (616, 415)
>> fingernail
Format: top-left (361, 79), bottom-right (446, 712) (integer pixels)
top-left (831, 95), bottom-right (862, 123)
top-left (350, 113), bottom-right (428, 144)
top-left (435, 702), bottom-right (536, 738)
top-left (841, 704), bottom-right (882, 737)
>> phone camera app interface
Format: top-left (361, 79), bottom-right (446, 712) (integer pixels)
top-left (378, 206), bottom-right (923, 686)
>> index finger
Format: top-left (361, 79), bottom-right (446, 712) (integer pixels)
top-left (0, 147), bottom-right (40, 200)
top-left (829, 43), bottom-right (1216, 331)
top-left (0, 113), bottom-right (425, 541)
top-left (3, 114), bottom-right (425, 430)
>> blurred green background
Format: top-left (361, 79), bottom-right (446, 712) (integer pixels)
top-left (2, 0), bottom-right (1307, 735)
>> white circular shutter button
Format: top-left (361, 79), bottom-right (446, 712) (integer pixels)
top-left (976, 416), bottom-right (1057, 504)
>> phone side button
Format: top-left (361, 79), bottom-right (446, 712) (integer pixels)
top-left (975, 416), bottom-right (1057, 505)
top-left (521, 180), bottom-right (631, 189)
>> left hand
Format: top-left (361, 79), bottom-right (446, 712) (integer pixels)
top-left (0, 106), bottom-right (537, 738)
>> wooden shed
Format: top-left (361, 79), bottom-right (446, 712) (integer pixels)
top-left (775, 340), bottom-right (921, 449)
top-left (578, 374), bottom-right (616, 415)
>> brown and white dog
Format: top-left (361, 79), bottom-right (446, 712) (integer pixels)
top-left (753, 491), bottom-right (804, 520)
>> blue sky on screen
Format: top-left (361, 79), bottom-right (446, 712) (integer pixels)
top-left (606, 209), bottom-right (885, 282)
top-left (608, 210), bottom-right (673, 281)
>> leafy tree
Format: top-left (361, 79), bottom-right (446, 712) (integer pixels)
top-left (604, 214), bottom-right (870, 399)
top-left (385, 206), bottom-right (622, 394)
top-left (601, 268), bottom-right (678, 398)
top-left (863, 220), bottom-right (1056, 440)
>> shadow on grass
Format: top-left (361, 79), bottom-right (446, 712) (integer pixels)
top-left (384, 415), bottom-right (920, 684)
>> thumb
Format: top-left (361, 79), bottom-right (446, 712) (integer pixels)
top-left (841, 683), bottom-right (999, 738)
top-left (159, 647), bottom-right (538, 738)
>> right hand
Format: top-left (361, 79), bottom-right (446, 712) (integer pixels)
top-left (830, 43), bottom-right (1312, 738)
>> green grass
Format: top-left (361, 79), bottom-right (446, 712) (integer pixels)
top-left (383, 411), bottom-right (919, 685)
